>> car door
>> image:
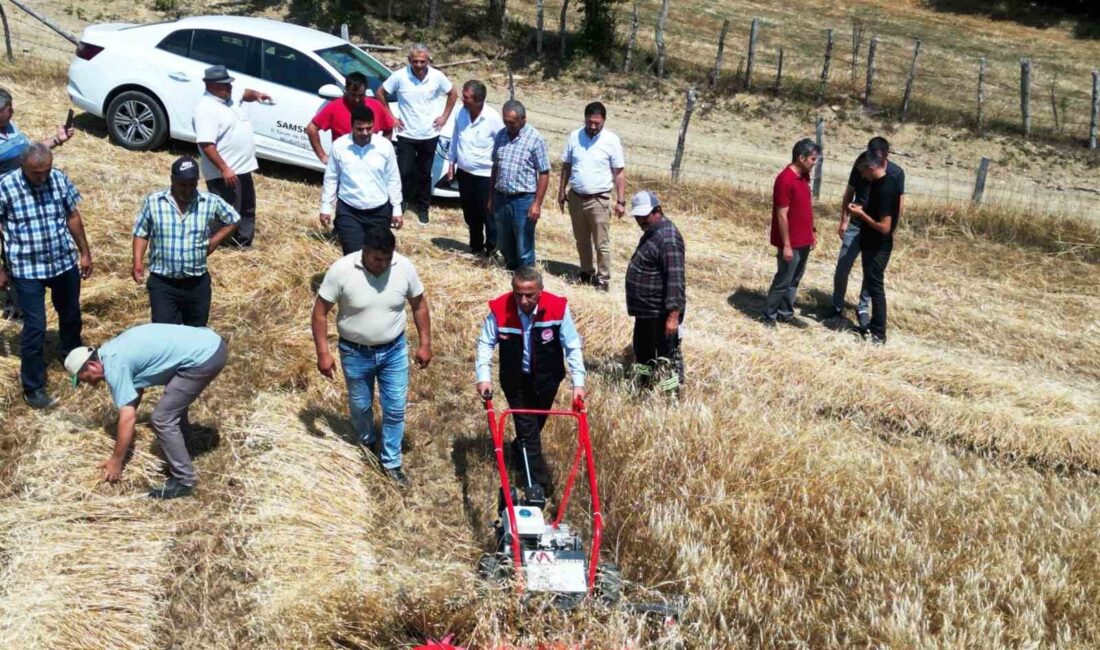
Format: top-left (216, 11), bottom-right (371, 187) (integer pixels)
top-left (147, 28), bottom-right (207, 140)
top-left (241, 39), bottom-right (338, 171)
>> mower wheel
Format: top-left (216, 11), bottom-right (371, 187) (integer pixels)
top-left (596, 563), bottom-right (623, 605)
top-left (478, 553), bottom-right (511, 584)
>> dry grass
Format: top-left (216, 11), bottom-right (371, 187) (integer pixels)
top-left (0, 57), bottom-right (1097, 648)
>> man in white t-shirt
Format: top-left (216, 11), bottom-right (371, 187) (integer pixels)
top-left (377, 43), bottom-right (458, 226)
top-left (446, 79), bottom-right (504, 257)
top-left (556, 101), bottom-right (626, 291)
top-left (311, 226), bottom-right (432, 487)
top-left (192, 65), bottom-right (272, 248)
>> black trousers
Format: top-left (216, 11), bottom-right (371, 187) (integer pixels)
top-left (207, 172), bottom-right (256, 247)
top-left (395, 136), bottom-right (437, 213)
top-left (456, 169), bottom-right (495, 253)
top-left (148, 273), bottom-right (211, 327)
top-left (503, 373), bottom-right (560, 494)
top-left (632, 312), bottom-right (685, 386)
top-left (860, 237), bottom-right (894, 341)
top-left (334, 200), bottom-right (392, 255)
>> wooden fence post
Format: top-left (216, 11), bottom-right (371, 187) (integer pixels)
top-left (1020, 58), bottom-right (1032, 137)
top-left (655, 0), bottom-right (670, 79)
top-left (745, 17), bottom-right (759, 89)
top-left (863, 36), bottom-right (878, 106)
top-left (535, 0), bottom-right (544, 55)
top-left (708, 18), bottom-right (730, 89)
top-left (623, 0), bottom-right (638, 73)
top-left (671, 87), bottom-right (698, 182)
top-left (818, 28), bottom-right (833, 103)
top-left (499, 0), bottom-right (507, 38)
top-left (900, 38), bottom-right (921, 121)
top-left (428, 0), bottom-right (439, 27)
top-left (813, 117), bottom-right (825, 199)
top-left (0, 1), bottom-right (14, 62)
top-left (977, 57), bottom-right (986, 132)
top-left (774, 47), bottom-right (784, 94)
top-left (972, 157), bottom-right (990, 205)
top-left (1049, 76), bottom-right (1060, 132)
top-left (558, 0), bottom-right (568, 58)
top-left (850, 17), bottom-right (866, 82)
top-left (1090, 70), bottom-right (1098, 149)
top-left (508, 70), bottom-right (515, 100)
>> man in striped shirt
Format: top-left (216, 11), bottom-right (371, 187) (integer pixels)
top-left (132, 157), bottom-right (240, 327)
top-left (489, 100), bottom-right (550, 270)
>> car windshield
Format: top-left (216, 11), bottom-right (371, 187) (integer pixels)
top-left (314, 44), bottom-right (391, 94)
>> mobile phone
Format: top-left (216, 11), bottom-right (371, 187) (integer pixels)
top-left (64, 109), bottom-right (74, 130)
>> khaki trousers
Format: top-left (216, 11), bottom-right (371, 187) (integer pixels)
top-left (567, 189), bottom-right (612, 283)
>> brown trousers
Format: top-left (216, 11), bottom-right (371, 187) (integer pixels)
top-left (566, 189), bottom-right (612, 283)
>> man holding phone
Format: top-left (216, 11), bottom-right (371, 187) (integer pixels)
top-left (846, 150), bottom-right (903, 345)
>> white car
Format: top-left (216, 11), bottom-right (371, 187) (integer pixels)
top-left (67, 15), bottom-right (458, 196)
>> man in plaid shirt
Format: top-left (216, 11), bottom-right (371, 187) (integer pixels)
top-left (489, 100), bottom-right (550, 270)
top-left (625, 191), bottom-right (686, 391)
top-left (132, 157), bottom-right (240, 327)
top-left (0, 143), bottom-right (93, 409)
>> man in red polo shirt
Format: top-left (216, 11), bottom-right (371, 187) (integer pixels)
top-left (762, 138), bottom-right (820, 328)
top-left (306, 72), bottom-right (395, 165)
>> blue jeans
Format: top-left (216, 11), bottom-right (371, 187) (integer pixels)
top-left (339, 337), bottom-right (409, 469)
top-left (494, 192), bottom-right (537, 270)
top-left (12, 265), bottom-right (83, 394)
top-left (832, 221), bottom-right (871, 315)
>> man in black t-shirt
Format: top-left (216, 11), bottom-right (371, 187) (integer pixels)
top-left (845, 149), bottom-right (902, 344)
top-left (829, 137), bottom-right (905, 324)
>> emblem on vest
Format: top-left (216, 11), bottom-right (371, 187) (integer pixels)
top-left (541, 329), bottom-right (555, 342)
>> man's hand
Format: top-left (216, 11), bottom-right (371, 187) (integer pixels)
top-left (391, 214), bottom-right (404, 230)
top-left (414, 344), bottom-right (433, 368)
top-left (848, 203), bottom-right (867, 220)
top-left (56, 125), bottom-right (74, 146)
top-left (316, 351), bottom-right (336, 379)
top-left (613, 201), bottom-right (626, 218)
top-left (446, 163), bottom-right (455, 182)
top-left (557, 189), bottom-right (567, 212)
top-left (132, 264), bottom-right (145, 284)
top-left (782, 245), bottom-right (793, 263)
top-left (0, 267), bottom-right (8, 290)
top-left (319, 152), bottom-right (329, 166)
top-left (394, 118), bottom-right (406, 133)
top-left (100, 455), bottom-right (124, 482)
top-left (79, 252), bottom-right (93, 279)
top-left (220, 167), bottom-right (238, 188)
top-left (319, 212), bottom-right (332, 228)
top-left (432, 114), bottom-right (447, 131)
top-left (572, 386), bottom-right (587, 403)
top-left (476, 381), bottom-right (493, 400)
top-left (664, 313), bottom-right (680, 339)
top-left (838, 220), bottom-right (847, 239)
top-left (528, 202), bottom-right (541, 222)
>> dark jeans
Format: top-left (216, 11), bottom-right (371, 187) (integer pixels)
top-left (334, 200), bottom-right (392, 255)
top-left (503, 373), bottom-right (560, 494)
top-left (632, 313), bottom-right (685, 387)
top-left (762, 246), bottom-right (811, 321)
top-left (395, 136), bottom-right (437, 214)
top-left (860, 237), bottom-right (894, 341)
top-left (456, 169), bottom-right (494, 253)
top-left (207, 172), bottom-right (256, 247)
top-left (12, 265), bottom-right (82, 394)
top-left (148, 273), bottom-right (211, 327)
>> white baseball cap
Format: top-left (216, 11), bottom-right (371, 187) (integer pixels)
top-left (629, 190), bottom-right (661, 217)
top-left (64, 346), bottom-right (96, 386)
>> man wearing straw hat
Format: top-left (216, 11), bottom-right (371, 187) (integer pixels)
top-left (132, 156), bottom-right (240, 327)
top-left (66, 323), bottom-right (229, 499)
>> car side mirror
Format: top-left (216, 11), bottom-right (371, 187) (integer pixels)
top-left (318, 84), bottom-right (343, 100)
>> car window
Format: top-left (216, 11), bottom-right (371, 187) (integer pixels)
top-left (190, 30), bottom-right (259, 76)
top-left (261, 41), bottom-right (335, 95)
top-left (314, 44), bottom-right (390, 94)
top-left (156, 29), bottom-right (192, 58)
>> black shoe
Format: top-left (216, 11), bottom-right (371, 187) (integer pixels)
top-left (779, 316), bottom-right (811, 330)
top-left (148, 477), bottom-right (194, 499)
top-left (577, 271), bottom-right (593, 285)
top-left (822, 307), bottom-right (843, 320)
top-left (384, 466), bottom-right (410, 488)
top-left (851, 324), bottom-right (869, 341)
top-left (871, 335), bottom-right (886, 346)
top-left (760, 317), bottom-right (778, 329)
top-left (24, 389), bottom-right (59, 410)
top-left (594, 281), bottom-right (610, 293)
top-left (416, 209), bottom-right (430, 225)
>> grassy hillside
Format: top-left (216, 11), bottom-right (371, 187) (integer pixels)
top-left (0, 60), bottom-right (1098, 648)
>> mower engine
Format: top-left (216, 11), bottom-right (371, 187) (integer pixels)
top-left (497, 489), bottom-right (588, 593)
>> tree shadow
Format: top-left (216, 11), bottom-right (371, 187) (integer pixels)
top-left (924, 0), bottom-right (1100, 40)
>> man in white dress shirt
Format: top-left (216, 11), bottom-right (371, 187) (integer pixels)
top-left (319, 104), bottom-right (404, 254)
top-left (192, 65), bottom-right (271, 249)
top-left (556, 101), bottom-right (626, 291)
top-left (447, 79), bottom-right (504, 257)
top-left (377, 43), bottom-right (458, 226)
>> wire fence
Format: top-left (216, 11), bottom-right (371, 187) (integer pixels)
top-left (2, 7), bottom-right (75, 60)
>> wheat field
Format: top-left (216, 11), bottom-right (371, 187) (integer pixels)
top-left (0, 60), bottom-right (1097, 648)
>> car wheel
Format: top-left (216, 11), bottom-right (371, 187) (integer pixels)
top-left (106, 90), bottom-right (168, 151)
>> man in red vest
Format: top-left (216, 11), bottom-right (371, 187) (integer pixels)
top-left (475, 267), bottom-right (587, 495)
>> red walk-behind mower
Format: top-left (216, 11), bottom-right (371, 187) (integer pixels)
top-left (478, 392), bottom-right (621, 607)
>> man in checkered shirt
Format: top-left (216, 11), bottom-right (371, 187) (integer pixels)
top-left (0, 143), bottom-right (94, 409)
top-left (132, 157), bottom-right (240, 327)
top-left (488, 100), bottom-right (550, 270)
